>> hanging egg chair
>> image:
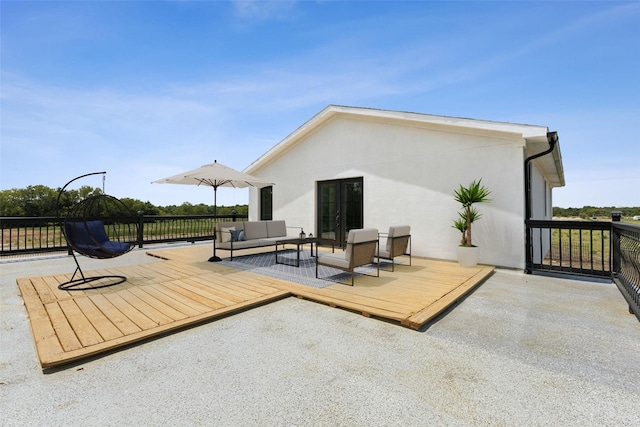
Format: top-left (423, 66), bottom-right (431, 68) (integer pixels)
top-left (56, 172), bottom-right (138, 291)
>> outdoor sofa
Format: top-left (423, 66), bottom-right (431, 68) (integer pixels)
top-left (215, 220), bottom-right (300, 260)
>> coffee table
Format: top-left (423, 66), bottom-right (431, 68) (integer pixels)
top-left (275, 237), bottom-right (336, 267)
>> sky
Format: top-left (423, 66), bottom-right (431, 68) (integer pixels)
top-left (1, 0), bottom-right (639, 209)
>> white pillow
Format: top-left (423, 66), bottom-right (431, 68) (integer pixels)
top-left (221, 227), bottom-right (235, 243)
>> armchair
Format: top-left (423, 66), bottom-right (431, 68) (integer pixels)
top-left (315, 228), bottom-right (379, 286)
top-left (378, 225), bottom-right (411, 271)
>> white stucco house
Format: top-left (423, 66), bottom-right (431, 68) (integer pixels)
top-left (245, 105), bottom-right (565, 270)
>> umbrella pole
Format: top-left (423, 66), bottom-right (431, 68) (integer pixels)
top-left (209, 186), bottom-right (222, 262)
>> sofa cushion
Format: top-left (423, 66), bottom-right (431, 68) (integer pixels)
top-left (227, 240), bottom-right (256, 249)
top-left (243, 221), bottom-right (268, 240)
top-left (266, 220), bottom-right (287, 238)
top-left (260, 236), bottom-right (297, 245)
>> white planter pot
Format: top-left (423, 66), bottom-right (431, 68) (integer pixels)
top-left (456, 246), bottom-right (479, 267)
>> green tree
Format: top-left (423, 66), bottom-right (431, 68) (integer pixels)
top-left (21, 185), bottom-right (58, 217)
top-left (120, 198), bottom-right (160, 215)
top-left (1, 184), bottom-right (255, 218)
top-left (0, 189), bottom-right (25, 216)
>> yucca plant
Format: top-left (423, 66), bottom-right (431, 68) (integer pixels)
top-left (453, 179), bottom-right (491, 247)
top-left (452, 207), bottom-right (481, 246)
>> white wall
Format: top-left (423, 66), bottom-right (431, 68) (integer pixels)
top-left (530, 163), bottom-right (552, 220)
top-left (529, 161), bottom-right (553, 264)
top-left (250, 115), bottom-right (530, 269)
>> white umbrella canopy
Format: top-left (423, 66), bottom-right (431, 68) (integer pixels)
top-left (152, 160), bottom-right (273, 261)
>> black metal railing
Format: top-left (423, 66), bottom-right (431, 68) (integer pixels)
top-left (612, 222), bottom-right (640, 322)
top-left (0, 213), bottom-right (248, 256)
top-left (525, 219), bottom-right (612, 277)
top-left (0, 216), bottom-right (65, 255)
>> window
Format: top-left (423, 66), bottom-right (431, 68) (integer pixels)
top-left (260, 186), bottom-right (273, 220)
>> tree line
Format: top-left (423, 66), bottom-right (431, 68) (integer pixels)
top-left (1, 185), bottom-right (637, 219)
top-left (0, 185), bottom-right (248, 217)
top-left (553, 206), bottom-right (640, 219)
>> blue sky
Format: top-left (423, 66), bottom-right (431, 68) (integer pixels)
top-left (2, 1), bottom-right (638, 208)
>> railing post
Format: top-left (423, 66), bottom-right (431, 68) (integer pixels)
top-left (137, 211), bottom-right (145, 248)
top-left (611, 211), bottom-right (622, 222)
top-left (611, 211), bottom-right (622, 276)
top-left (611, 225), bottom-right (620, 276)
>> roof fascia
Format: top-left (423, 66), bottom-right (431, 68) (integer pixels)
top-left (329, 105), bottom-right (549, 139)
top-left (245, 105), bottom-right (338, 174)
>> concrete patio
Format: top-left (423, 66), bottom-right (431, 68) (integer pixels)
top-left (1, 244), bottom-right (639, 425)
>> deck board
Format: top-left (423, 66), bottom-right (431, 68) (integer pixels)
top-left (74, 297), bottom-right (125, 341)
top-left (17, 245), bottom-right (493, 369)
top-left (44, 301), bottom-right (84, 351)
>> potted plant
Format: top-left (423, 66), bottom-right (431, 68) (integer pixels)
top-left (452, 179), bottom-right (491, 267)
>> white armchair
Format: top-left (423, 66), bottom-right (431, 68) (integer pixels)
top-left (315, 228), bottom-right (379, 286)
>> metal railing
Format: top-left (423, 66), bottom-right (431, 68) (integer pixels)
top-left (526, 218), bottom-right (639, 321)
top-left (0, 216), bottom-right (65, 255)
top-left (612, 222), bottom-right (640, 322)
top-left (525, 219), bottom-right (611, 277)
top-left (0, 213), bottom-right (248, 256)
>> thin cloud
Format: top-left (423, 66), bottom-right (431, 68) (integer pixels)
top-left (231, 0), bottom-right (297, 21)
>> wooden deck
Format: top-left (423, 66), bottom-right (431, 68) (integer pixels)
top-left (17, 245), bottom-right (493, 369)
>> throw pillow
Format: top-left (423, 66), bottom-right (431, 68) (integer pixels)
top-left (221, 227), bottom-right (235, 243)
top-left (230, 229), bottom-right (244, 242)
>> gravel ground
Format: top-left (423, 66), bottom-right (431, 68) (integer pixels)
top-left (1, 247), bottom-right (639, 426)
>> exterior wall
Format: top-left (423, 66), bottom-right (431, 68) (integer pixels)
top-left (249, 115), bottom-right (530, 269)
top-left (530, 163), bottom-right (552, 221)
top-left (529, 162), bottom-right (553, 263)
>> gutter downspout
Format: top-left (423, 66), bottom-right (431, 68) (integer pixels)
top-left (524, 131), bottom-right (558, 273)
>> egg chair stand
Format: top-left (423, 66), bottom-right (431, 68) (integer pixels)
top-left (56, 172), bottom-right (137, 291)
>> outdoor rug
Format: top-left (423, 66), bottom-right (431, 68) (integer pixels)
top-left (219, 249), bottom-right (389, 289)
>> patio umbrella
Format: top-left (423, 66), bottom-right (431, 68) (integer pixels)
top-left (152, 160), bottom-right (273, 262)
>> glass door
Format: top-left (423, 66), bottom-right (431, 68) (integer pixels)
top-left (317, 178), bottom-right (363, 247)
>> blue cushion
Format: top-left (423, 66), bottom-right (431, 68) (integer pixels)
top-left (230, 229), bottom-right (245, 242)
top-left (101, 240), bottom-right (132, 254)
top-left (66, 220), bottom-right (108, 248)
top-left (65, 220), bottom-right (130, 255)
